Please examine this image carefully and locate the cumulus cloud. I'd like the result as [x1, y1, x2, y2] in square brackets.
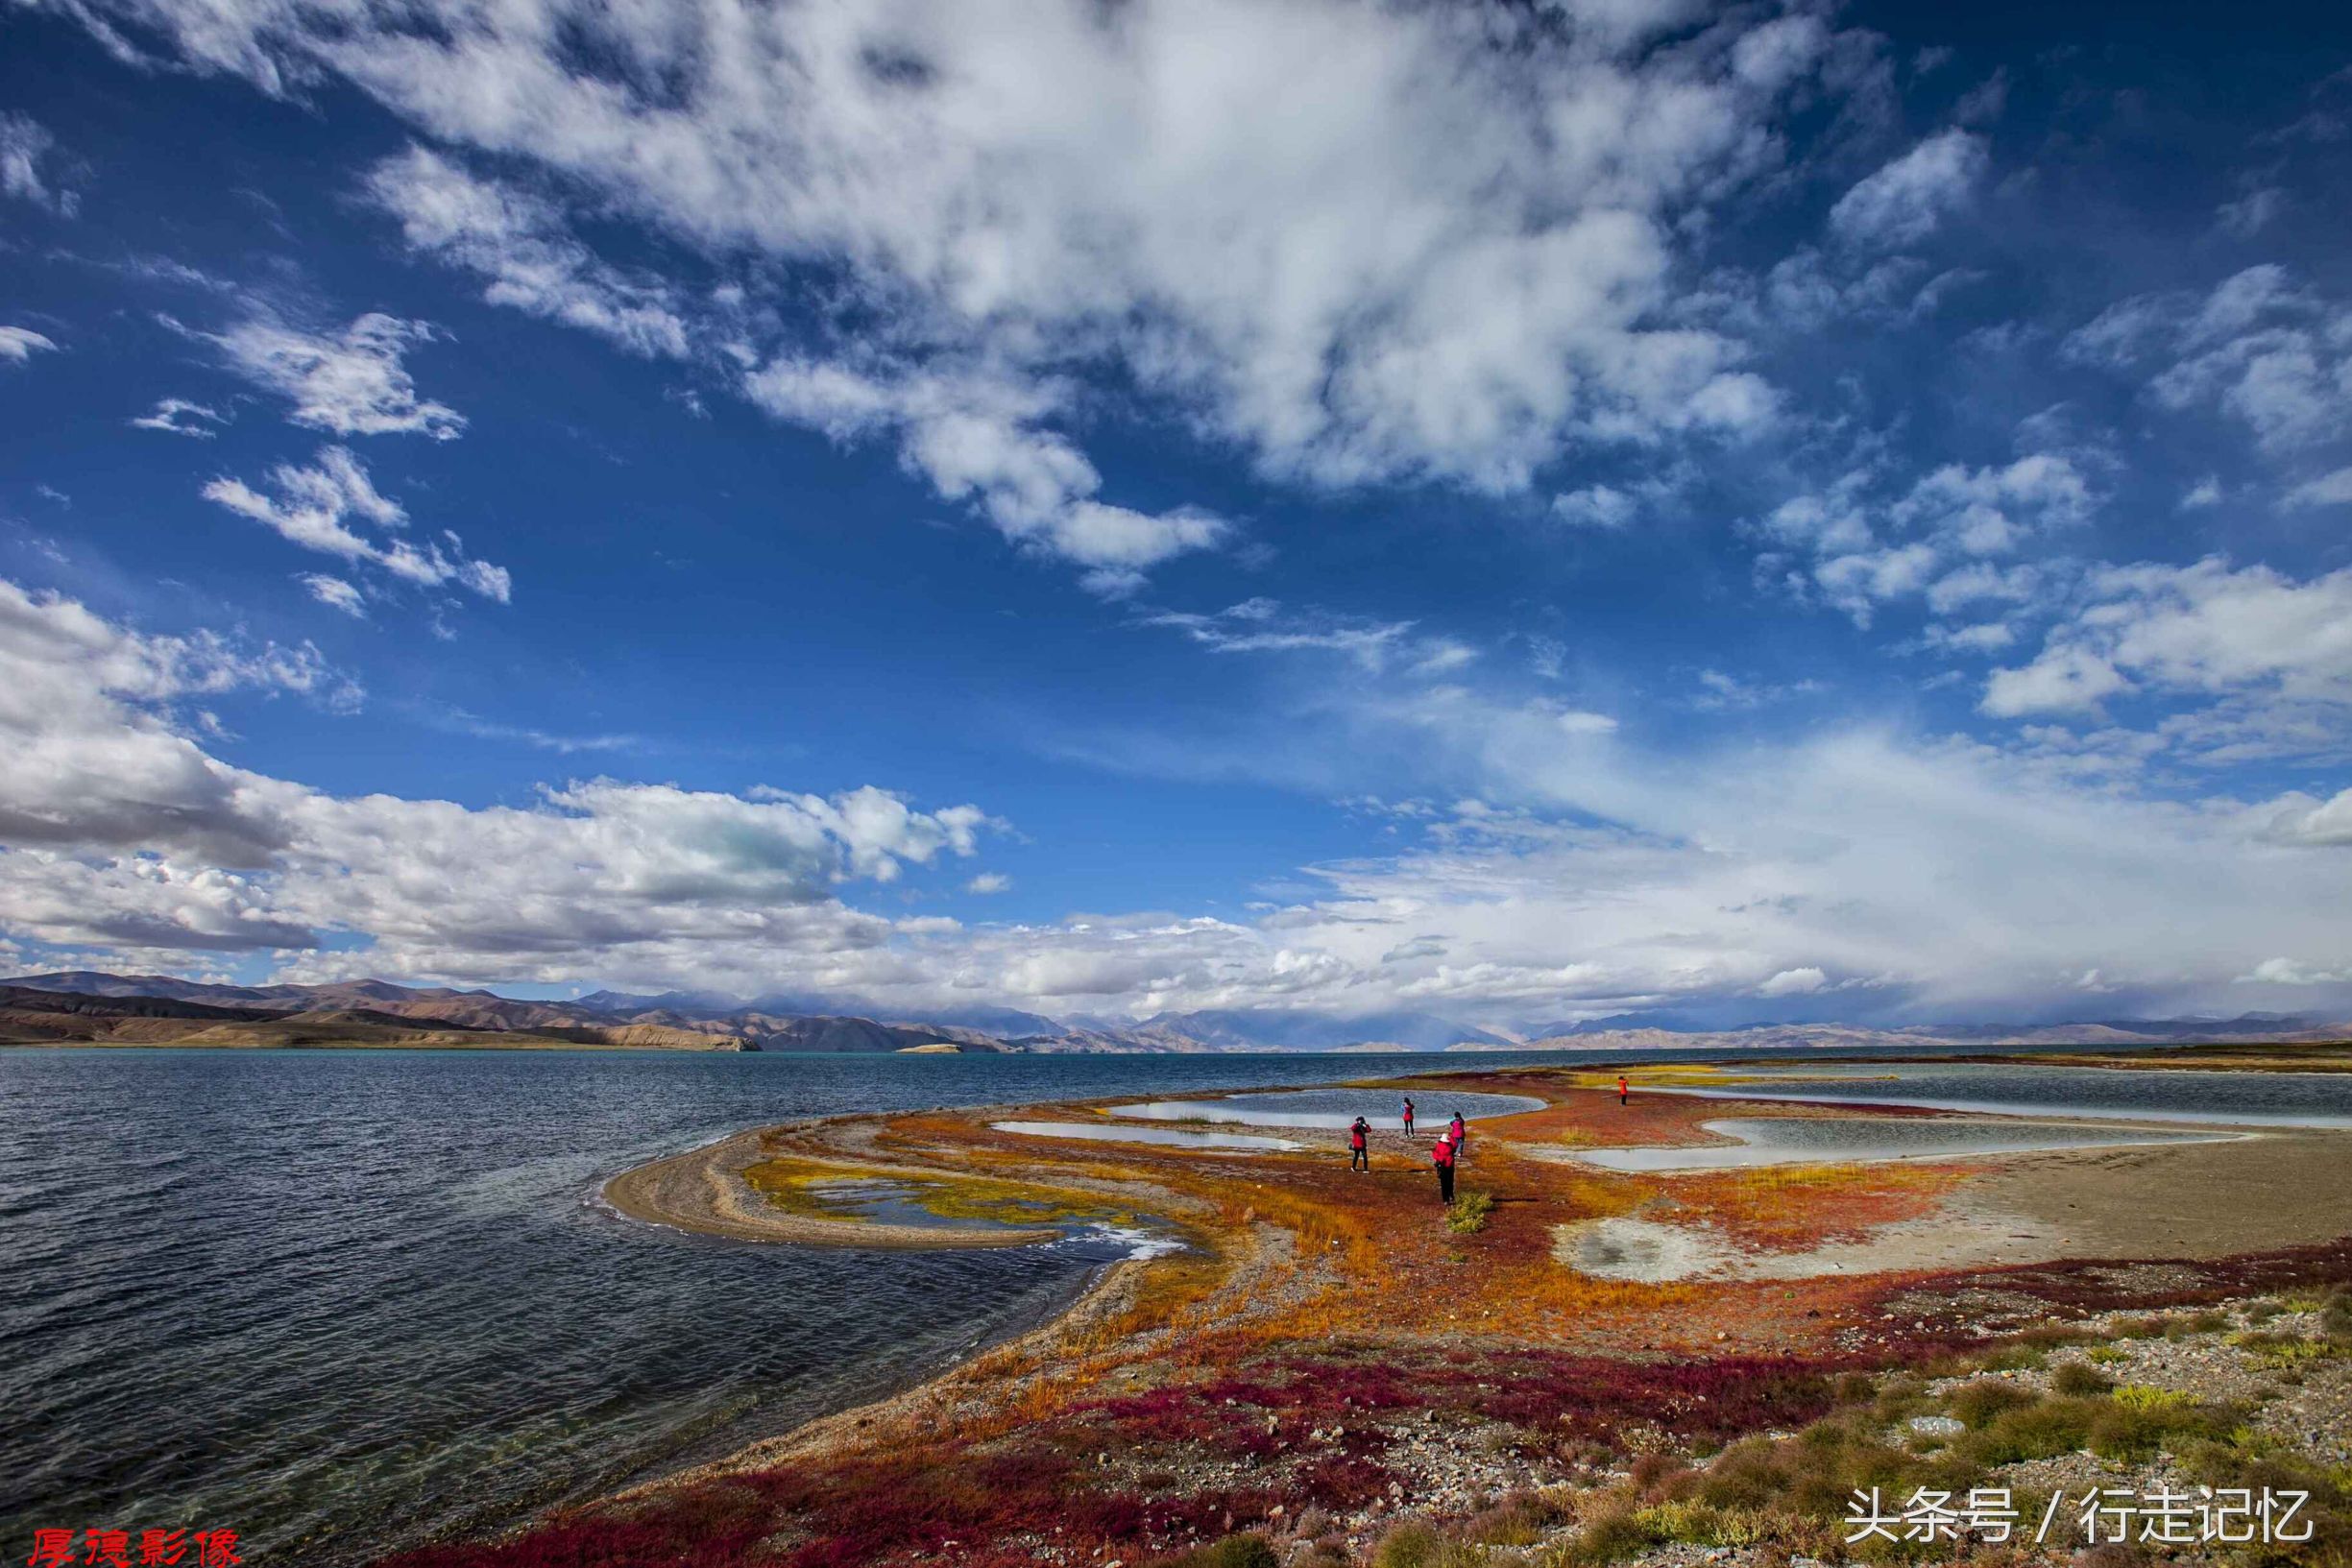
[1758, 965, 1827, 996]
[2238, 956, 2346, 986]
[1829, 128, 1986, 249]
[0, 580, 995, 983]
[964, 872, 1011, 895]
[1763, 451, 2092, 627]
[2067, 265, 2352, 455]
[0, 326, 60, 364]
[198, 312, 465, 439]
[1988, 558, 2352, 719]
[2257, 787, 2352, 847]
[204, 446, 511, 603]
[1552, 485, 1640, 529]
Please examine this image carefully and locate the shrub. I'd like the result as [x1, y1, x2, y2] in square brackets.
[1161, 1533, 1280, 1568]
[2050, 1362, 2115, 1397]
[2231, 1331, 2335, 1370]
[1446, 1192, 1496, 1235]
[1949, 1378, 2037, 1429]
[1464, 1489, 1569, 1546]
[1562, 1505, 1663, 1566]
[1370, 1522, 1443, 1568]
[1959, 1395, 2099, 1464]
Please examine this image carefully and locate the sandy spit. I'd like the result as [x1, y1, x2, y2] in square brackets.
[601, 1126, 1060, 1249]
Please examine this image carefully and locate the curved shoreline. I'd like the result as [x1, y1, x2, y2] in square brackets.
[600, 1125, 1062, 1249]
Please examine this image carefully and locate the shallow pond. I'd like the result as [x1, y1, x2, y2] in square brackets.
[1566, 1115, 2234, 1171]
[990, 1120, 1302, 1150]
[1107, 1087, 1543, 1129]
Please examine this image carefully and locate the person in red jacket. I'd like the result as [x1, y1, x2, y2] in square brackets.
[1401, 1097, 1416, 1138]
[1447, 1112, 1467, 1161]
[1347, 1115, 1370, 1171]
[1431, 1134, 1456, 1203]
[1617, 1074, 1630, 1106]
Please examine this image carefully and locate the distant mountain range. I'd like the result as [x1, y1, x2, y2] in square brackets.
[1, 971, 2345, 1054]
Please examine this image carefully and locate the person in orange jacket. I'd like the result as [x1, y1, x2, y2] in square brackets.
[1431, 1134, 1457, 1203]
[1347, 1115, 1370, 1171]
[1617, 1073, 1630, 1106]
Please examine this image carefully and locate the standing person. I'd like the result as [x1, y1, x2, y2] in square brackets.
[1448, 1112, 1467, 1162]
[1431, 1133, 1456, 1205]
[1401, 1097, 1416, 1139]
[1617, 1074, 1630, 1106]
[1348, 1116, 1370, 1172]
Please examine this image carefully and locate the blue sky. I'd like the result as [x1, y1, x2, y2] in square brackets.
[3, 0, 2350, 1030]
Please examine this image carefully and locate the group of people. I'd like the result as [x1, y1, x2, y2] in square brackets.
[1343, 1098, 1469, 1202]
[1343, 1077, 1633, 1204]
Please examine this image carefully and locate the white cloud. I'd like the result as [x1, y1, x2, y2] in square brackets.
[1552, 484, 1639, 529]
[744, 356, 1230, 592]
[2237, 956, 2345, 986]
[2257, 787, 2352, 847]
[1828, 129, 1987, 249]
[299, 574, 367, 616]
[1141, 598, 1471, 675]
[2217, 186, 2286, 239]
[1982, 558, 2352, 735]
[2285, 468, 2352, 508]
[2068, 266, 2352, 455]
[130, 398, 228, 438]
[0, 113, 78, 214]
[202, 312, 465, 439]
[964, 872, 1011, 895]
[204, 446, 511, 603]
[0, 579, 994, 982]
[1981, 646, 2129, 718]
[1758, 965, 1826, 997]
[0, 326, 60, 364]
[364, 146, 691, 359]
[1765, 452, 2092, 627]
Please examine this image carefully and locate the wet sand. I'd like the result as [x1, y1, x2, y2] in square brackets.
[601, 1127, 1061, 1249]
